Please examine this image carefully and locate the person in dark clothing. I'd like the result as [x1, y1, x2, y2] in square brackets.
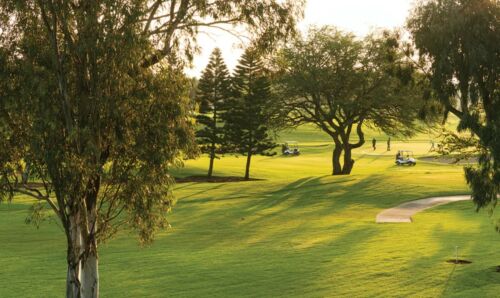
[372, 138, 376, 150]
[387, 137, 391, 151]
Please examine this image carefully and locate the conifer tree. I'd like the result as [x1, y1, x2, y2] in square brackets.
[223, 49, 277, 180]
[196, 48, 231, 177]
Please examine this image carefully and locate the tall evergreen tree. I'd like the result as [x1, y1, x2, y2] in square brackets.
[224, 49, 277, 180]
[196, 48, 231, 177]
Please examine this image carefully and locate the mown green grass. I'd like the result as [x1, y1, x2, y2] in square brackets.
[1, 121, 499, 297]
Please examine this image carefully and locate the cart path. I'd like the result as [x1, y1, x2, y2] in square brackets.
[376, 195, 471, 223]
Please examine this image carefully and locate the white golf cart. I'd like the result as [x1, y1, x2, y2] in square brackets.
[395, 150, 416, 166]
[282, 141, 300, 156]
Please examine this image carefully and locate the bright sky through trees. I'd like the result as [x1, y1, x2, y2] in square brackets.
[186, 0, 414, 77]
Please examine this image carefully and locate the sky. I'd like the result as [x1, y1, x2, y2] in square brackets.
[186, 0, 416, 78]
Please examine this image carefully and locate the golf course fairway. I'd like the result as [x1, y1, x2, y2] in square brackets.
[1, 124, 499, 297]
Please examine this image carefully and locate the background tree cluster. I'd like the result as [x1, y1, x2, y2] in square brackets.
[195, 48, 277, 180]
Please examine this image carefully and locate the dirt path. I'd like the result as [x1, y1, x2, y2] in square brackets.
[376, 195, 471, 223]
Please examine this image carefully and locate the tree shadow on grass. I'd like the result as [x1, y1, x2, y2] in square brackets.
[238, 174, 392, 218]
[169, 174, 396, 251]
[176, 183, 227, 201]
[170, 172, 471, 253]
[176, 176, 264, 183]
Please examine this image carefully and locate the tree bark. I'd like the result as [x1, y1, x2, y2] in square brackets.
[208, 105, 217, 178]
[208, 143, 215, 178]
[244, 150, 252, 180]
[332, 145, 343, 175]
[341, 145, 354, 175]
[66, 212, 99, 298]
[67, 252, 99, 298]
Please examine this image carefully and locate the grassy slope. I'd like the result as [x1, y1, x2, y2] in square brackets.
[1, 120, 499, 297]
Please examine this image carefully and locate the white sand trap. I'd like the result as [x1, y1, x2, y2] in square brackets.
[376, 195, 471, 223]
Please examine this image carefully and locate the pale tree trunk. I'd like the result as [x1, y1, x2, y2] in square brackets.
[66, 211, 99, 298]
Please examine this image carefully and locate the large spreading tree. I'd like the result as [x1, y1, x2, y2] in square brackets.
[195, 48, 231, 177]
[223, 49, 277, 180]
[407, 0, 499, 228]
[0, 1, 304, 297]
[275, 27, 432, 175]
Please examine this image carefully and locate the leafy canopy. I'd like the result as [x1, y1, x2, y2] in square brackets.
[407, 0, 499, 224]
[0, 0, 305, 242]
[274, 27, 432, 174]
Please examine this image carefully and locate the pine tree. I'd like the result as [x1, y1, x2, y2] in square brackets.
[223, 49, 277, 180]
[196, 48, 231, 177]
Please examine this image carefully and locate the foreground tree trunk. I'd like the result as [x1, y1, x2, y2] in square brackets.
[66, 202, 99, 298]
[66, 248, 99, 298]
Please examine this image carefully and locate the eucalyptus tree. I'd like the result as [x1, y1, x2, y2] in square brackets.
[407, 0, 499, 227]
[223, 49, 277, 180]
[196, 48, 231, 177]
[0, 1, 304, 297]
[275, 27, 430, 175]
